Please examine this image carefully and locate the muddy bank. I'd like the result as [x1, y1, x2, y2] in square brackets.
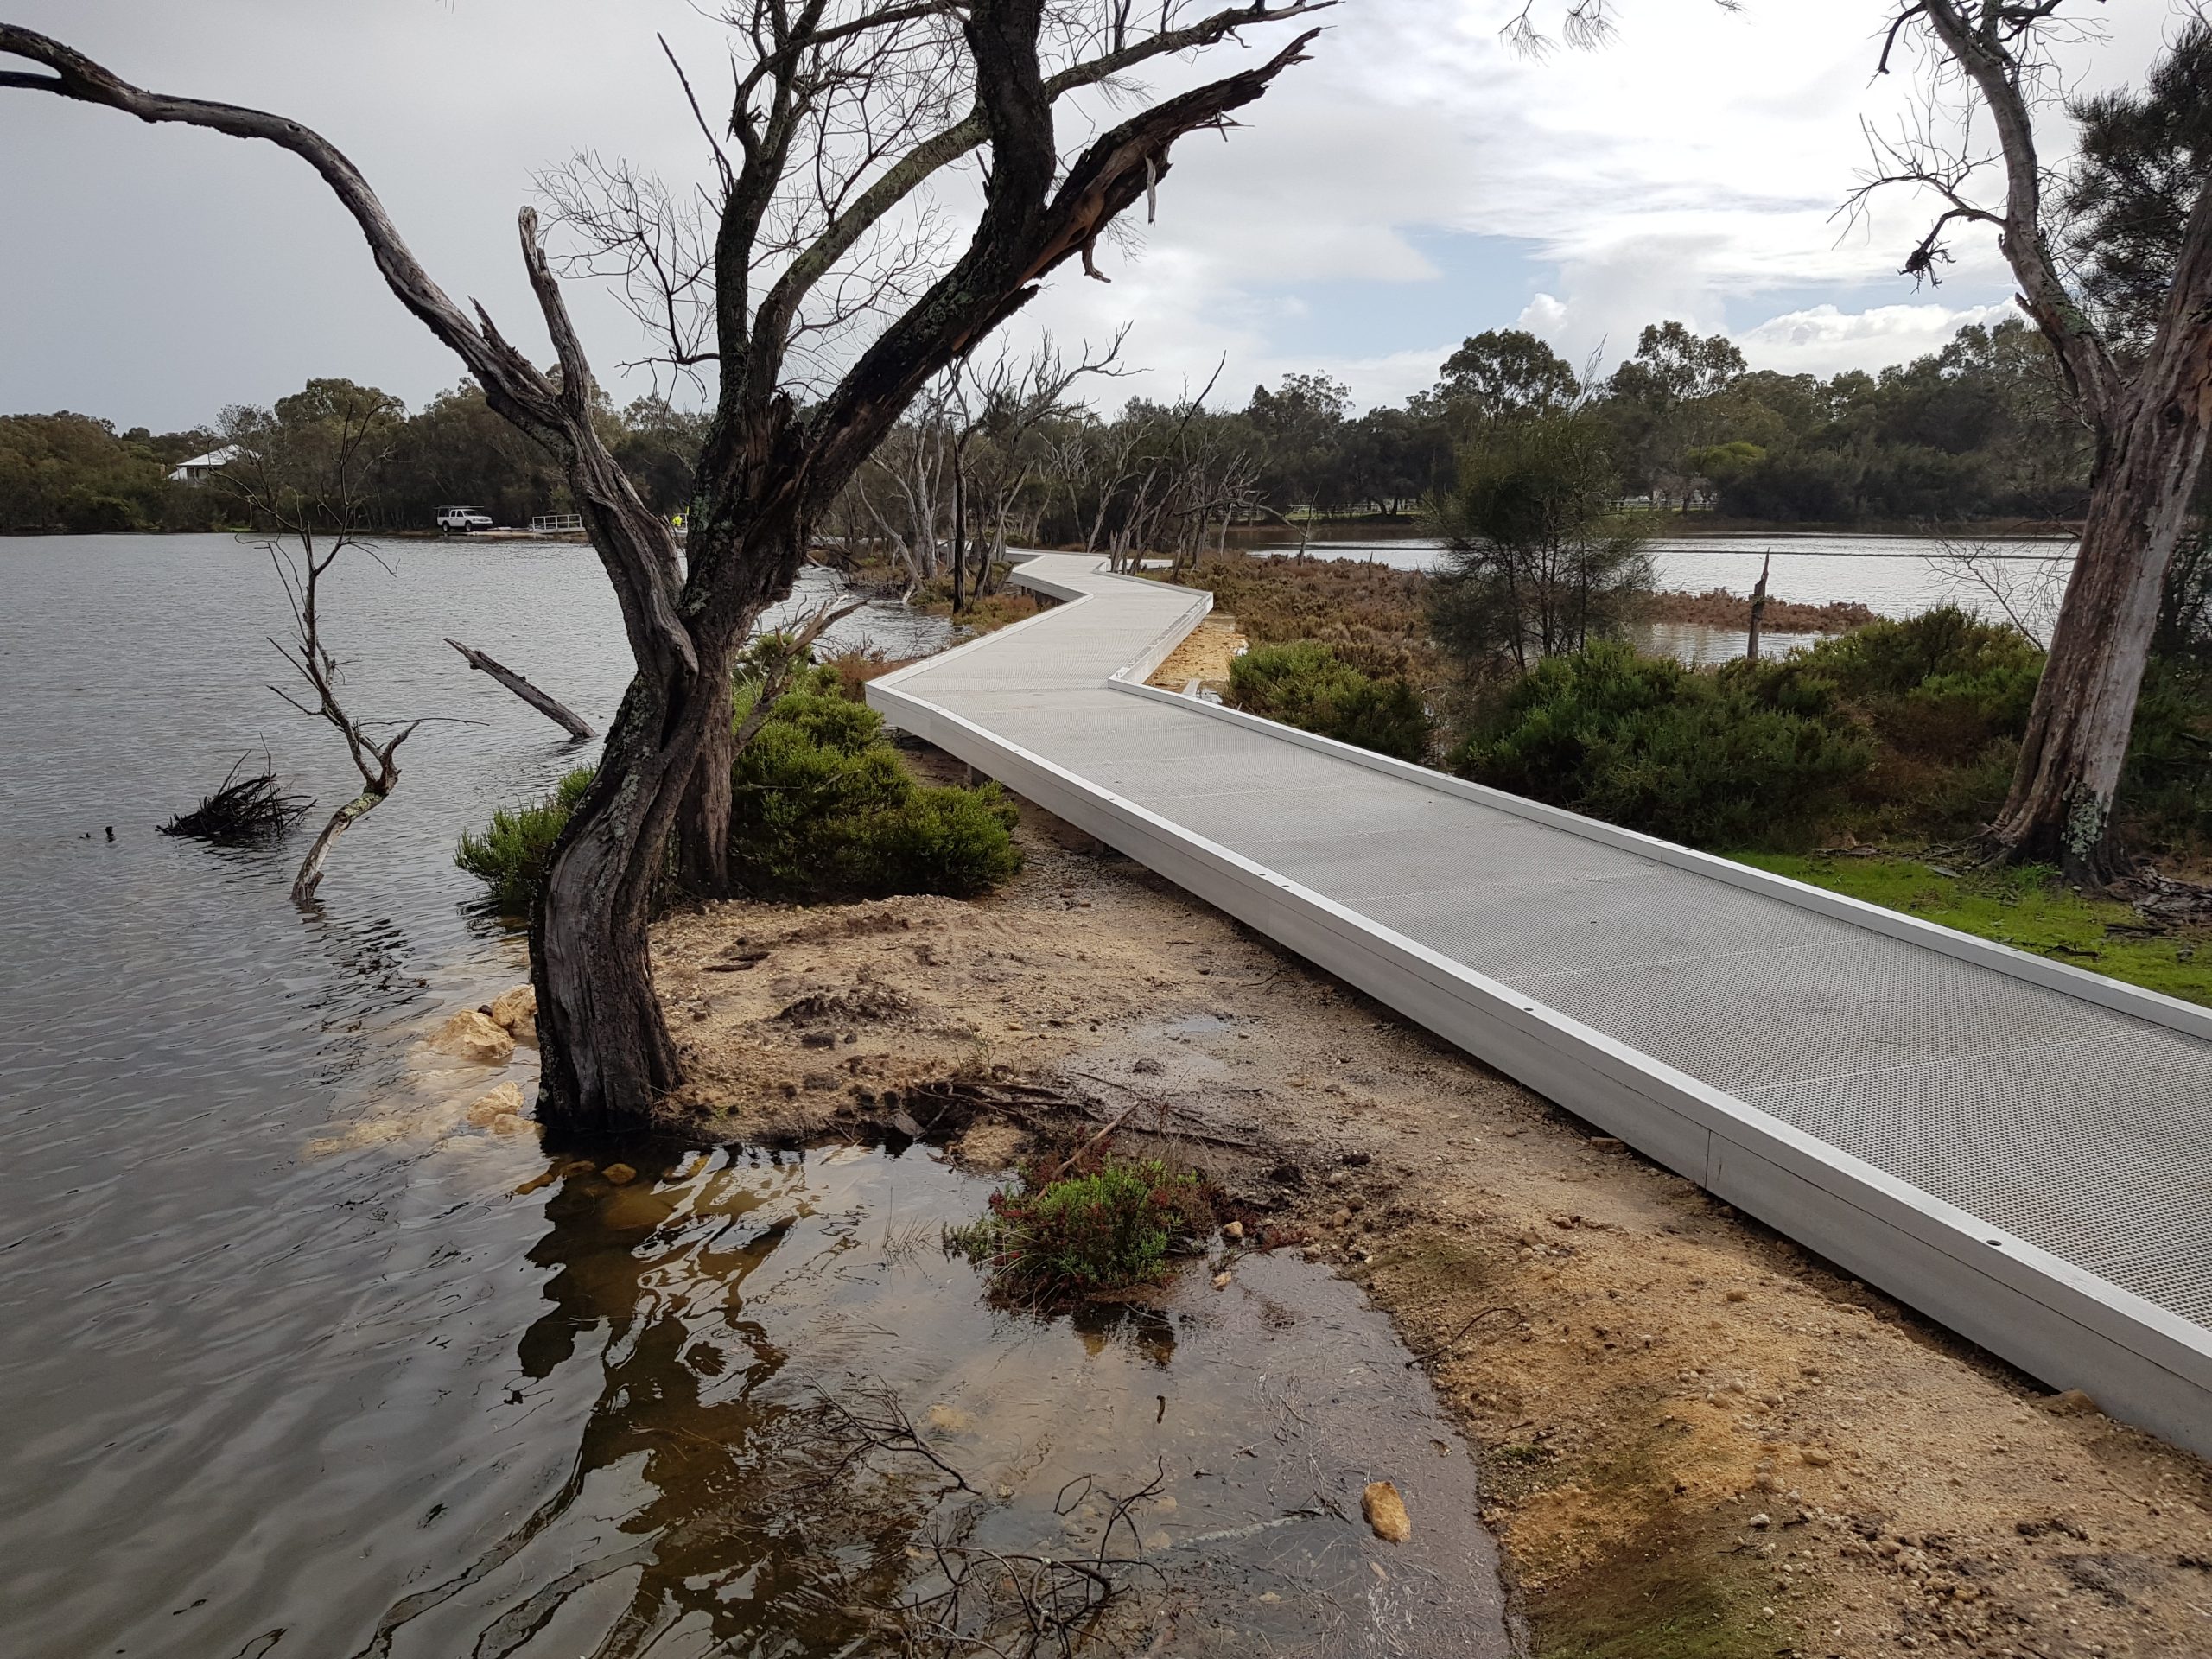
[654, 769, 2212, 1659]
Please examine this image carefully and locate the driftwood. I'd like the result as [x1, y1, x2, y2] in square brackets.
[159, 753, 313, 845]
[445, 639, 594, 739]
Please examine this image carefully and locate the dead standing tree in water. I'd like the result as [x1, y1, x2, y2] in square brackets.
[1855, 4, 2212, 882]
[217, 384, 431, 905]
[0, 4, 1328, 1130]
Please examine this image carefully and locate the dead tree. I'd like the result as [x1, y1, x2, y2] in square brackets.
[213, 385, 430, 905]
[0, 4, 1326, 1129]
[946, 332, 1127, 609]
[1855, 3, 2212, 882]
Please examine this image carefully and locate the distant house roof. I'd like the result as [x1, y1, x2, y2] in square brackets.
[168, 445, 239, 481]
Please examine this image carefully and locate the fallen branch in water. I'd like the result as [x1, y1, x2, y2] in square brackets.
[158, 752, 314, 845]
[445, 638, 594, 739]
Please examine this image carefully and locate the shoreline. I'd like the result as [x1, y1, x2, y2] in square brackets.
[613, 764, 2212, 1658]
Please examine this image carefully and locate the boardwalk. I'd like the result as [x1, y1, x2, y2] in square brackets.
[869, 554, 2212, 1456]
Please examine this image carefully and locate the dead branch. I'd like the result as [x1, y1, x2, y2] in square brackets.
[445, 639, 596, 739]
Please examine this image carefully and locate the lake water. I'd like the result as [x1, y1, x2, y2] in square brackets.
[0, 534, 1498, 1657]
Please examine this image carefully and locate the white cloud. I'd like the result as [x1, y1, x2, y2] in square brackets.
[0, 0, 2178, 424]
[1737, 300, 2020, 377]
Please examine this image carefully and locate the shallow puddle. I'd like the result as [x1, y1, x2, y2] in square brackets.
[364, 1137, 1504, 1657]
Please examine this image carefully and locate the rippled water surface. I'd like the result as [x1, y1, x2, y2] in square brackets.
[0, 535, 1499, 1656]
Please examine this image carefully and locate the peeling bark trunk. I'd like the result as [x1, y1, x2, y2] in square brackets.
[673, 671, 734, 899]
[292, 785, 386, 905]
[1984, 372, 2209, 882]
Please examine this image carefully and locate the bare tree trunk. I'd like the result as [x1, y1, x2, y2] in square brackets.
[1745, 551, 1770, 664]
[673, 669, 734, 897]
[293, 785, 386, 905]
[1985, 378, 2208, 880]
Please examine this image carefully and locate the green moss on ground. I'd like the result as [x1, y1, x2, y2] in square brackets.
[1735, 853, 2212, 1009]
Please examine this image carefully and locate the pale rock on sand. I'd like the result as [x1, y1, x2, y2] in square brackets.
[487, 984, 537, 1040]
[465, 1082, 526, 1126]
[431, 1007, 515, 1065]
[1362, 1480, 1412, 1542]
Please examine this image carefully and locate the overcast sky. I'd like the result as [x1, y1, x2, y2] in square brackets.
[0, 1, 2183, 430]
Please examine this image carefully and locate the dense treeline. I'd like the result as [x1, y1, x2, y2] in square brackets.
[3, 315, 2095, 539]
[0, 382, 704, 533]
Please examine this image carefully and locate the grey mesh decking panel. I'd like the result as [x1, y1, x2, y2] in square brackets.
[883, 557, 2212, 1341]
[1516, 936, 2145, 1094]
[1741, 1031, 2212, 1324]
[1359, 868, 1870, 982]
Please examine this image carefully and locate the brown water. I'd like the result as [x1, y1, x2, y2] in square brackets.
[0, 534, 1503, 1656]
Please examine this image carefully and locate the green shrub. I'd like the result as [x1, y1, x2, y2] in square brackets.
[1451, 643, 1872, 849]
[1785, 607, 2043, 760]
[458, 650, 1023, 910]
[1228, 639, 1433, 762]
[2121, 657, 2212, 855]
[946, 1158, 1212, 1306]
[727, 673, 1021, 899]
[454, 766, 595, 915]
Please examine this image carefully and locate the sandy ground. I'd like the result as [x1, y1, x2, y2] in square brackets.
[1145, 613, 1247, 694]
[647, 762, 2212, 1659]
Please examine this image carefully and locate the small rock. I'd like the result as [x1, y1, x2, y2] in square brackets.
[1748, 1512, 1772, 1529]
[431, 1007, 515, 1065]
[1589, 1136, 1624, 1151]
[489, 1113, 530, 1135]
[1362, 1481, 1412, 1543]
[1325, 1168, 1351, 1188]
[1726, 1288, 1751, 1303]
[1212, 1271, 1233, 1289]
[1142, 1530, 1171, 1552]
[487, 984, 537, 1039]
[1330, 1207, 1353, 1229]
[1222, 1220, 1245, 1243]
[1799, 1447, 1833, 1467]
[2037, 1388, 2098, 1415]
[465, 1082, 525, 1126]
[1132, 1057, 1163, 1075]
[602, 1162, 639, 1185]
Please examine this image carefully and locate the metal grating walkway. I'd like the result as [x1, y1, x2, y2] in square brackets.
[870, 554, 2212, 1454]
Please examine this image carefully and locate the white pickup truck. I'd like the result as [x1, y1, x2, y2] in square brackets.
[435, 505, 493, 533]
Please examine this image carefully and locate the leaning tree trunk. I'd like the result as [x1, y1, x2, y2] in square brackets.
[1985, 367, 2209, 883]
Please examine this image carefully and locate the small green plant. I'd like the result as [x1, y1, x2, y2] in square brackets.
[947, 1158, 1212, 1306]
[455, 766, 595, 915]
[1228, 639, 1433, 762]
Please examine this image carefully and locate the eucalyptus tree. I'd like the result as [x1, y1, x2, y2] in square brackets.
[0, 5, 1327, 1129]
[1859, 3, 2212, 880]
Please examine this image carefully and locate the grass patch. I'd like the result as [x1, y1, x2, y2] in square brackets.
[1737, 853, 2212, 1008]
[945, 1157, 1212, 1307]
[1529, 1517, 1774, 1659]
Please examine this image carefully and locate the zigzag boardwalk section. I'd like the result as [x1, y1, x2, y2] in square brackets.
[869, 554, 2212, 1456]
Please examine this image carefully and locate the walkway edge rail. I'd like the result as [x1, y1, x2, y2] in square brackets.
[868, 561, 2212, 1458]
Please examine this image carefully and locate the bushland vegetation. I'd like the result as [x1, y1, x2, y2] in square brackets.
[458, 656, 1019, 916]
[7, 313, 2104, 543]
